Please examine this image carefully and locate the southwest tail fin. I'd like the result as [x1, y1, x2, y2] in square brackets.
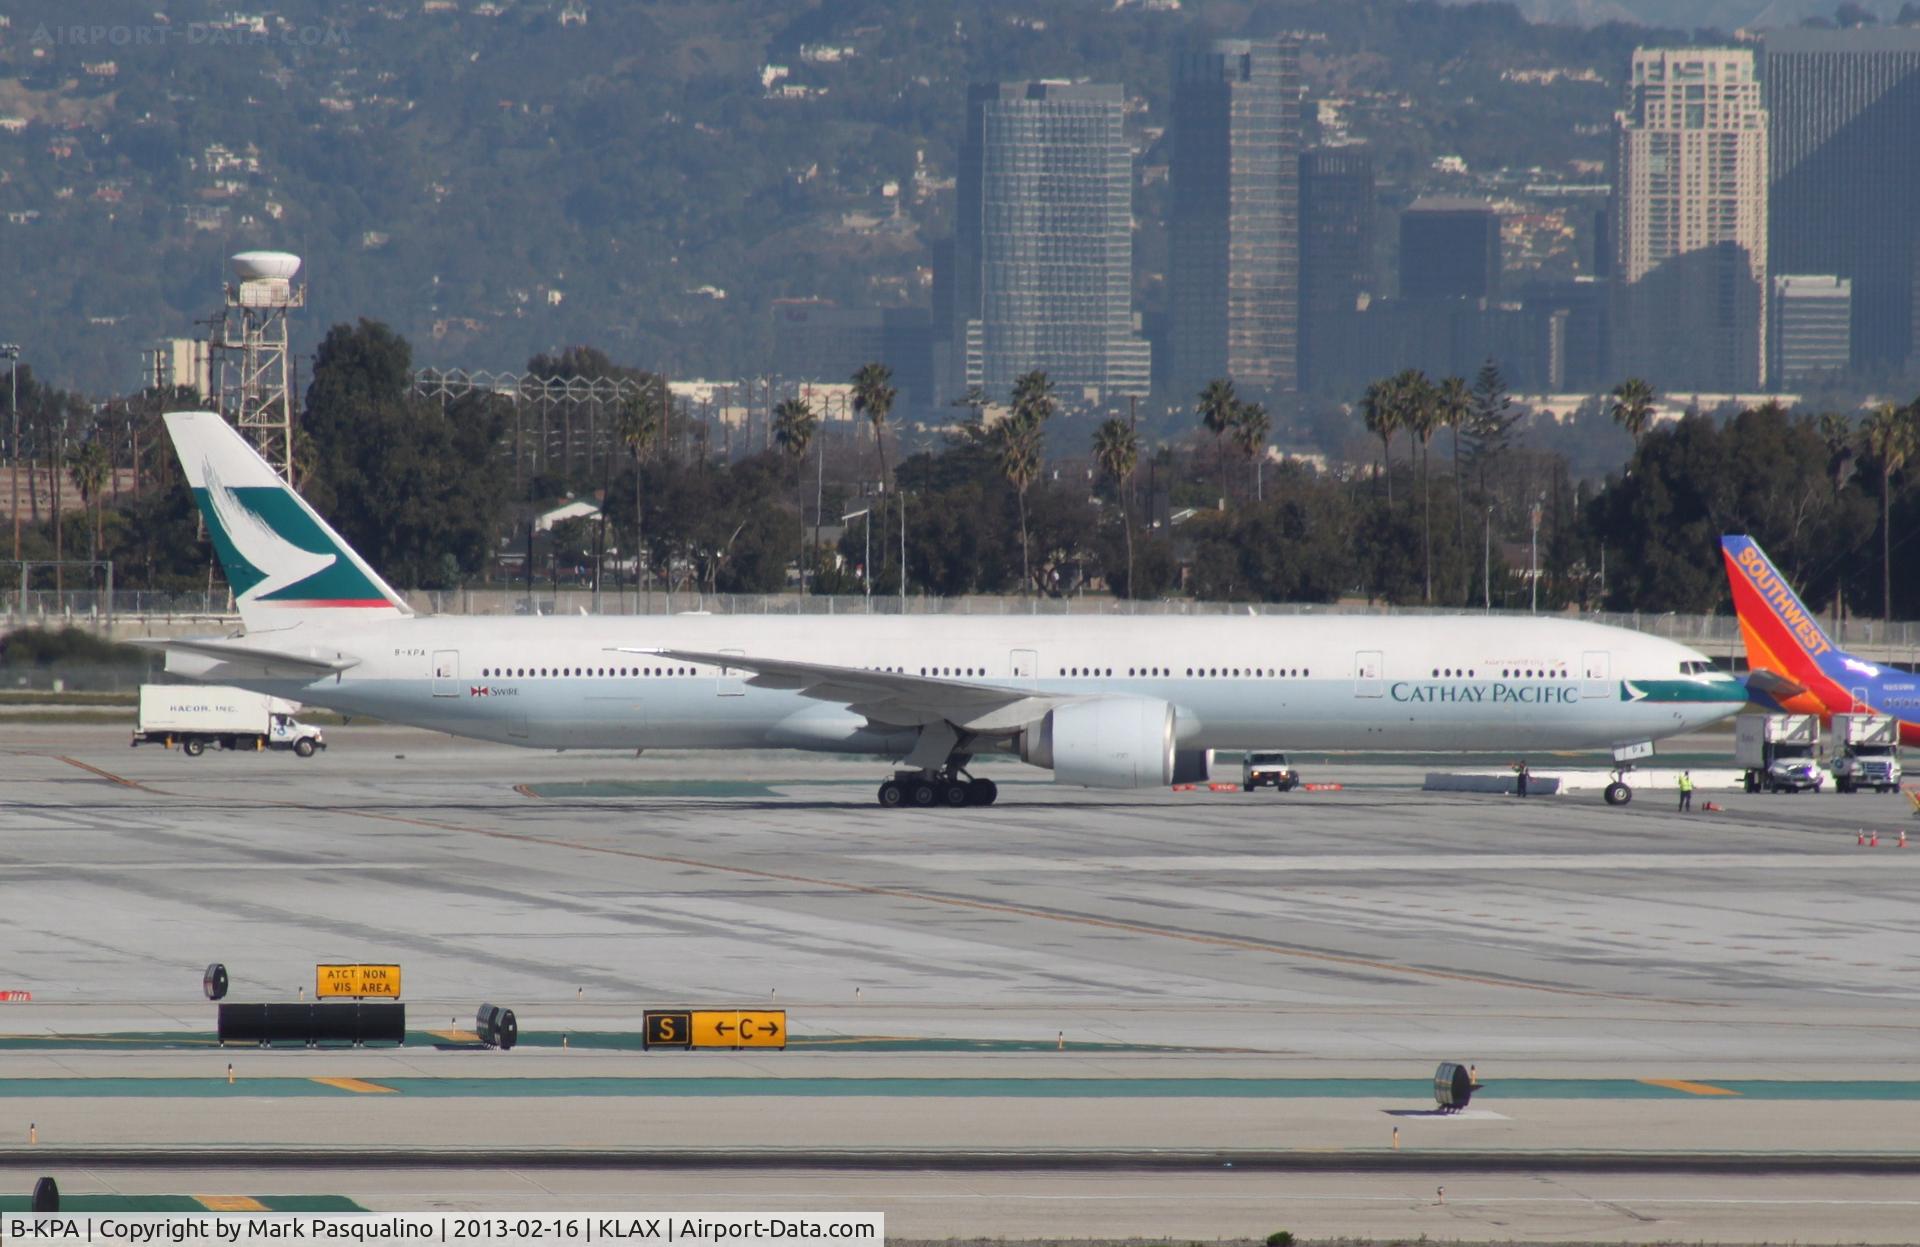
[165, 411, 412, 630]
[1719, 536, 1850, 712]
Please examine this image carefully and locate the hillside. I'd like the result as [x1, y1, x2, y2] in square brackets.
[2, 0, 1671, 396]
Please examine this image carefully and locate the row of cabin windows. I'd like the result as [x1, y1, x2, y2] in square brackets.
[480, 666, 695, 678]
[1431, 668, 1567, 678]
[1061, 667, 1312, 679]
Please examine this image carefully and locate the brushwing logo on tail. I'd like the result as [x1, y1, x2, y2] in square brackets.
[202, 461, 336, 601]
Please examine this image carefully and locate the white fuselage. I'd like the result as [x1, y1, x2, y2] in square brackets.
[170, 612, 1745, 759]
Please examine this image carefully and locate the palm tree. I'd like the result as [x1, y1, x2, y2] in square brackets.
[851, 362, 896, 579]
[1610, 377, 1657, 444]
[1436, 374, 1472, 594]
[1092, 416, 1140, 597]
[1229, 400, 1271, 503]
[998, 412, 1043, 597]
[1863, 402, 1916, 626]
[613, 383, 665, 611]
[1196, 377, 1238, 497]
[1011, 369, 1056, 425]
[69, 436, 110, 565]
[1392, 369, 1438, 601]
[1360, 378, 1400, 506]
[773, 396, 818, 593]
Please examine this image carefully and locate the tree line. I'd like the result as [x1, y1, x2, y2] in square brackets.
[8, 323, 1920, 625]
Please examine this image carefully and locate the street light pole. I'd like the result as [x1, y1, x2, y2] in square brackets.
[899, 486, 906, 615]
[1483, 505, 1492, 613]
[1529, 500, 1543, 614]
[3, 344, 19, 566]
[842, 507, 870, 613]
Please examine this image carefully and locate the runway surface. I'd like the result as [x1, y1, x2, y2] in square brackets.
[3, 723, 1919, 1241]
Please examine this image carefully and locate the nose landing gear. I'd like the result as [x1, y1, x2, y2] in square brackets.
[876, 768, 997, 809]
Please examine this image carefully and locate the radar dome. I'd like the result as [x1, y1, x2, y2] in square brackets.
[230, 251, 302, 282]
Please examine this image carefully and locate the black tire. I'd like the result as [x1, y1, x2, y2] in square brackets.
[1279, 778, 1297, 792]
[942, 782, 970, 808]
[878, 781, 905, 808]
[184, 737, 206, 758]
[294, 737, 316, 758]
[967, 778, 998, 806]
[1242, 782, 1255, 792]
[1603, 781, 1632, 806]
[910, 782, 937, 807]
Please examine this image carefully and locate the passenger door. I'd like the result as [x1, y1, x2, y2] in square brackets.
[431, 650, 460, 698]
[1582, 650, 1611, 699]
[1354, 650, 1384, 698]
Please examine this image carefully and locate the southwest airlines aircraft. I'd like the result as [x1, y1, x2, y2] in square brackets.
[149, 411, 1746, 807]
[1722, 535, 1920, 744]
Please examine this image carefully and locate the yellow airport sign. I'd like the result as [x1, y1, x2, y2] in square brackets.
[644, 1010, 692, 1049]
[316, 964, 402, 999]
[691, 1009, 785, 1049]
[644, 1009, 786, 1049]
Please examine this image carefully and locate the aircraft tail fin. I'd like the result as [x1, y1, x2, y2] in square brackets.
[164, 411, 412, 630]
[1719, 536, 1859, 710]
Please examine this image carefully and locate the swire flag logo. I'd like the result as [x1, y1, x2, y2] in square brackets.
[469, 686, 491, 697]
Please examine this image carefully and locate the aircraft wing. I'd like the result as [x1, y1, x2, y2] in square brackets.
[128, 637, 361, 679]
[613, 646, 1055, 733]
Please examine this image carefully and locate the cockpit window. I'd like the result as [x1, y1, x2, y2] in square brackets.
[1680, 660, 1715, 675]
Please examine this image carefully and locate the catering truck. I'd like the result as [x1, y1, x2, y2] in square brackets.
[1829, 713, 1903, 794]
[131, 685, 326, 758]
[1737, 713, 1823, 793]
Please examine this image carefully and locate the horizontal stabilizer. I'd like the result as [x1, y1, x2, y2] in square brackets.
[1742, 666, 1807, 701]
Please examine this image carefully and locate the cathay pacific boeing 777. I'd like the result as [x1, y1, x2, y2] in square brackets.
[147, 411, 1747, 807]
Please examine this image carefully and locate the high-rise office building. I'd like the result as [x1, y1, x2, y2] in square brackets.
[1766, 28, 1920, 373]
[1168, 38, 1300, 398]
[770, 300, 935, 407]
[1612, 47, 1768, 390]
[949, 81, 1149, 401]
[1298, 146, 1375, 392]
[1771, 275, 1852, 386]
[1399, 198, 1501, 302]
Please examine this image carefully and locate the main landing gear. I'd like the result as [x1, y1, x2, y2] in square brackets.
[876, 768, 998, 809]
[1603, 766, 1635, 806]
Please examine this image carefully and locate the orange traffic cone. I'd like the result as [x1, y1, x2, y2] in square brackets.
[1870, 830, 1880, 847]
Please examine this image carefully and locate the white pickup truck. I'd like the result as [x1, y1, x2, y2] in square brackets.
[130, 685, 326, 758]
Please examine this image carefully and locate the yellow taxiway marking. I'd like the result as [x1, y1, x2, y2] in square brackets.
[52, 755, 158, 792]
[196, 1197, 267, 1212]
[428, 1029, 480, 1043]
[310, 1077, 397, 1094]
[1641, 1078, 1741, 1096]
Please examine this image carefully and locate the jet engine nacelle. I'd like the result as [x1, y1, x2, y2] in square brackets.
[1020, 697, 1176, 788]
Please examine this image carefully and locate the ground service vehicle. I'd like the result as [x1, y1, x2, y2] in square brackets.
[131, 685, 326, 758]
[1737, 713, 1823, 793]
[1242, 752, 1300, 791]
[1830, 713, 1903, 793]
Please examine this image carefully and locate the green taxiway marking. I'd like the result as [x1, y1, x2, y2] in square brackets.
[4, 1077, 1920, 1100]
[0, 1196, 364, 1212]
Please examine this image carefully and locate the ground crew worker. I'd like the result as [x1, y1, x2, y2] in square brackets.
[1678, 770, 1694, 812]
[1515, 760, 1530, 798]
